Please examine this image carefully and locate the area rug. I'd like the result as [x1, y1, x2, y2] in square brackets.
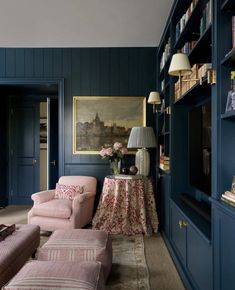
[106, 234, 150, 290]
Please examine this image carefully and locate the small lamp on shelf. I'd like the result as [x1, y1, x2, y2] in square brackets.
[168, 53, 202, 93]
[148, 91, 161, 113]
[127, 127, 156, 176]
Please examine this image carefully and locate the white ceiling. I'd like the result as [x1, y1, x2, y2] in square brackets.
[0, 0, 173, 48]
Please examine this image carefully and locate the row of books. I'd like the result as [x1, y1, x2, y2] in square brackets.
[180, 40, 197, 55]
[199, 0, 212, 37]
[175, 0, 199, 42]
[232, 16, 235, 49]
[221, 191, 235, 207]
[160, 37, 171, 72]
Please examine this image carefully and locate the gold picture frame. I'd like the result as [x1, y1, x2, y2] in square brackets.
[73, 96, 146, 154]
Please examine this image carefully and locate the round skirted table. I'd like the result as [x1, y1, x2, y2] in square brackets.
[92, 176, 159, 235]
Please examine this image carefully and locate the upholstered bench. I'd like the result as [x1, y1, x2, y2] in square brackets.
[3, 260, 105, 290]
[0, 224, 40, 288]
[37, 229, 112, 281]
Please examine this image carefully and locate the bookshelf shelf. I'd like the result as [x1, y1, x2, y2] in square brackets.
[189, 24, 212, 63]
[174, 78, 211, 105]
[221, 0, 235, 12]
[221, 110, 235, 120]
[221, 48, 235, 66]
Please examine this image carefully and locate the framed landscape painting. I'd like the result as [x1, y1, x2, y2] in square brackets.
[73, 96, 146, 154]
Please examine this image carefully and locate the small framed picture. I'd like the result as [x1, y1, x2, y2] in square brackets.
[225, 90, 235, 112]
[231, 176, 235, 194]
[40, 118, 47, 149]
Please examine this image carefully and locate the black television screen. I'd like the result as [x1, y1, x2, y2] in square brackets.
[189, 101, 211, 195]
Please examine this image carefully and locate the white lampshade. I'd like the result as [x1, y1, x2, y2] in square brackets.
[168, 53, 192, 76]
[148, 91, 161, 105]
[127, 127, 156, 149]
[127, 127, 156, 176]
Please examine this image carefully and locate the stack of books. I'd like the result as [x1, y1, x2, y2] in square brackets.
[159, 155, 170, 171]
[221, 191, 235, 207]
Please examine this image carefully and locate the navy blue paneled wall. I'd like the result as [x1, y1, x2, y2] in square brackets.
[0, 48, 157, 195]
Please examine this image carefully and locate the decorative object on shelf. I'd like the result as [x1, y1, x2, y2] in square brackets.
[225, 71, 235, 112]
[73, 96, 146, 154]
[129, 165, 138, 175]
[147, 92, 161, 113]
[121, 167, 130, 175]
[100, 142, 128, 175]
[127, 127, 156, 176]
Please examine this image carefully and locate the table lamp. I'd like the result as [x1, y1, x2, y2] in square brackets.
[127, 127, 156, 176]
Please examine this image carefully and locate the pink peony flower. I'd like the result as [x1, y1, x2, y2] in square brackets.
[105, 147, 113, 156]
[113, 142, 123, 150]
[121, 147, 128, 155]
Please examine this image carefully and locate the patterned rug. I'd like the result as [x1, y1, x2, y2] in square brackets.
[107, 235, 150, 290]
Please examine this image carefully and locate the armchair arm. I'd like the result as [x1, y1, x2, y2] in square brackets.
[31, 190, 55, 205]
[71, 191, 96, 228]
[72, 191, 96, 207]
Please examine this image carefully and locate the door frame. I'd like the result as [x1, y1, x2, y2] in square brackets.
[0, 78, 65, 203]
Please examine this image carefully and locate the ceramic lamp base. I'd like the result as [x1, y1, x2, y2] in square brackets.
[135, 148, 150, 176]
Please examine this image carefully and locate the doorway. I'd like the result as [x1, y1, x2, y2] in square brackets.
[0, 79, 64, 206]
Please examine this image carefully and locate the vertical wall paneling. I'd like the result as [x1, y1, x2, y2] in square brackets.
[53, 49, 63, 78]
[0, 47, 157, 202]
[15, 49, 25, 77]
[5, 49, 16, 78]
[25, 49, 34, 77]
[109, 48, 120, 95]
[90, 49, 100, 95]
[99, 48, 110, 96]
[34, 49, 44, 77]
[0, 49, 6, 78]
[43, 48, 53, 78]
[119, 49, 129, 95]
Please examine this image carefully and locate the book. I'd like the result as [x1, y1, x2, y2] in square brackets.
[221, 193, 235, 203]
[114, 174, 142, 180]
[232, 16, 235, 49]
[221, 196, 235, 208]
[224, 190, 235, 200]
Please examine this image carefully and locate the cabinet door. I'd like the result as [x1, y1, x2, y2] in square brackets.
[187, 225, 212, 290]
[214, 206, 235, 290]
[170, 202, 186, 263]
[160, 174, 170, 236]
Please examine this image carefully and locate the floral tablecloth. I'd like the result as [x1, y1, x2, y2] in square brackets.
[92, 176, 159, 235]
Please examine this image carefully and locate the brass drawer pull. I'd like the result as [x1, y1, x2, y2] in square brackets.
[179, 220, 188, 229]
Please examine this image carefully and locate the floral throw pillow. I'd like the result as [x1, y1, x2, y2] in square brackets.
[55, 183, 84, 200]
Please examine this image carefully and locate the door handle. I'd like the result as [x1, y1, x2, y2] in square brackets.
[32, 159, 37, 165]
[50, 160, 56, 166]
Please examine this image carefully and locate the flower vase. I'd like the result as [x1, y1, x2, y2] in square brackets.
[111, 159, 121, 175]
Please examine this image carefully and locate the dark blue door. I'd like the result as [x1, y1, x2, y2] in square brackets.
[9, 98, 40, 205]
[48, 98, 58, 189]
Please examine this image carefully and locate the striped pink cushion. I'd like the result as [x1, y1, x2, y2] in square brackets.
[3, 261, 105, 290]
[55, 183, 84, 200]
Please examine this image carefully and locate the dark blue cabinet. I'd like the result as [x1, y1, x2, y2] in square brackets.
[159, 173, 171, 237]
[213, 202, 235, 290]
[170, 201, 212, 290]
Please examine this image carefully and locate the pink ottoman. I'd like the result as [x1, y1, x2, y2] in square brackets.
[0, 224, 40, 288]
[3, 260, 105, 290]
[37, 229, 112, 281]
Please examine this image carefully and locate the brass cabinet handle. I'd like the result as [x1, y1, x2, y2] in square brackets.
[179, 220, 188, 229]
[50, 160, 56, 166]
[32, 159, 37, 164]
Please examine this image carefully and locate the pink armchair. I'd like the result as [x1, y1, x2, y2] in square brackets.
[28, 176, 97, 231]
